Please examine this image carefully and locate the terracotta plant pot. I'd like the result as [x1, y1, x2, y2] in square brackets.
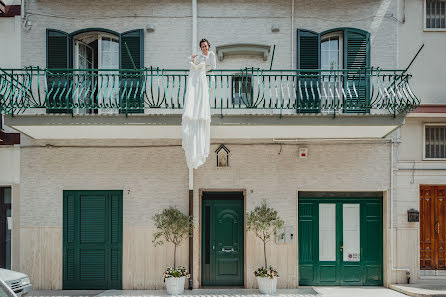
[256, 276, 278, 294]
[165, 276, 186, 295]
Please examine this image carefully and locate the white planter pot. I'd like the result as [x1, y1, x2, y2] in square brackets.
[165, 276, 186, 295]
[256, 276, 278, 294]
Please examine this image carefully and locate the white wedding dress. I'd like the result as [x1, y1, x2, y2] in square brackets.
[182, 51, 216, 169]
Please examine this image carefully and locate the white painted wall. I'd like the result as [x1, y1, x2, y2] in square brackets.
[393, 0, 446, 283]
[398, 0, 446, 104]
[0, 16, 21, 68]
[22, 0, 398, 69]
[19, 138, 392, 289]
[394, 117, 446, 283]
[0, 146, 20, 185]
[0, 10, 21, 182]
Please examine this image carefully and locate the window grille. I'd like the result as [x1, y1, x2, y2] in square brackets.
[426, 0, 446, 29]
[425, 126, 446, 158]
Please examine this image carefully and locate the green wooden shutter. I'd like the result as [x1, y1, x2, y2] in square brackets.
[46, 29, 72, 113]
[120, 29, 144, 113]
[297, 29, 320, 113]
[344, 29, 370, 113]
[362, 201, 383, 285]
[298, 201, 317, 285]
[63, 190, 123, 289]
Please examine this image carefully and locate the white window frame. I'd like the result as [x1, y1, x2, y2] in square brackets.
[320, 31, 343, 113]
[424, 0, 446, 32]
[72, 32, 120, 115]
[97, 34, 119, 115]
[423, 123, 446, 160]
[320, 31, 343, 71]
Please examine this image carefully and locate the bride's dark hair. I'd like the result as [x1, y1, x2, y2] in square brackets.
[200, 38, 210, 48]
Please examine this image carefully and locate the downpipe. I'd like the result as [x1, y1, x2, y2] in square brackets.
[390, 137, 411, 283]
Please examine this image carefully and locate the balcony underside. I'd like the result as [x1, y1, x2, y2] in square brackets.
[4, 114, 404, 139]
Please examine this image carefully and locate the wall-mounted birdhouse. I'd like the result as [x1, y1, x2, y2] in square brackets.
[215, 144, 230, 167]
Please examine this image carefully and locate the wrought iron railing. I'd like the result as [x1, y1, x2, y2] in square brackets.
[0, 67, 419, 117]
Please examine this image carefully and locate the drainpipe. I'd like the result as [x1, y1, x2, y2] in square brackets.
[291, 0, 294, 69]
[189, 0, 197, 289]
[390, 137, 411, 282]
[188, 168, 193, 289]
[192, 0, 197, 54]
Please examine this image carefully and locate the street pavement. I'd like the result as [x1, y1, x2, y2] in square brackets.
[27, 287, 409, 297]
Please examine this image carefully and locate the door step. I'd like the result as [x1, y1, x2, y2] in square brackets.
[418, 276, 446, 284]
[390, 284, 446, 297]
[420, 270, 446, 277]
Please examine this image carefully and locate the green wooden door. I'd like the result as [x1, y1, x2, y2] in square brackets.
[202, 199, 244, 286]
[299, 198, 382, 286]
[63, 190, 123, 289]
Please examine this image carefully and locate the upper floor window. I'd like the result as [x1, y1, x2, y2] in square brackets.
[296, 28, 370, 113]
[425, 0, 446, 29]
[46, 28, 144, 114]
[73, 32, 119, 70]
[321, 32, 343, 71]
[425, 125, 446, 159]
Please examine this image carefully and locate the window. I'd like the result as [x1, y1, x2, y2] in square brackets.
[321, 33, 342, 71]
[46, 28, 144, 114]
[72, 32, 119, 114]
[425, 125, 446, 159]
[296, 28, 370, 113]
[321, 32, 343, 112]
[425, 0, 446, 29]
[232, 76, 252, 106]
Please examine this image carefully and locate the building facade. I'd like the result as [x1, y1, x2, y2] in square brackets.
[0, 0, 21, 274]
[0, 0, 425, 290]
[394, 0, 446, 282]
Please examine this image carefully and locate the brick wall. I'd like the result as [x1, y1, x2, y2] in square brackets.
[22, 0, 397, 69]
[20, 139, 391, 288]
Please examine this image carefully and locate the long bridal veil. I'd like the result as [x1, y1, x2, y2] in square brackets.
[181, 61, 211, 169]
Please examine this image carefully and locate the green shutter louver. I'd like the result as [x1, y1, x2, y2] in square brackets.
[297, 29, 320, 113]
[297, 30, 320, 70]
[344, 29, 370, 113]
[47, 30, 70, 69]
[46, 29, 72, 113]
[120, 29, 144, 113]
[63, 190, 123, 289]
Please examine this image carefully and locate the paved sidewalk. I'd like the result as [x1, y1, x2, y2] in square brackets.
[96, 288, 318, 296]
[28, 291, 103, 297]
[28, 287, 407, 297]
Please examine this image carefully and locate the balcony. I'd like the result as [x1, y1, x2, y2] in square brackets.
[0, 67, 419, 139]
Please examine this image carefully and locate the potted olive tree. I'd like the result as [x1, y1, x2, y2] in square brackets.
[153, 207, 193, 295]
[247, 201, 284, 294]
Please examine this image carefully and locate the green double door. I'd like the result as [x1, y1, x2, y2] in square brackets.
[202, 197, 244, 286]
[63, 190, 123, 289]
[299, 198, 382, 286]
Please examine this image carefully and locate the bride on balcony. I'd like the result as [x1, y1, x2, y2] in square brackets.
[182, 38, 217, 169]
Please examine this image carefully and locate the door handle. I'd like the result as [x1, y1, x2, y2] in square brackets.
[222, 248, 234, 252]
[436, 222, 440, 234]
[340, 246, 344, 251]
